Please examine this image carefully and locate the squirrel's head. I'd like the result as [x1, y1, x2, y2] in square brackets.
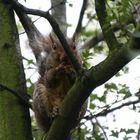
[39, 32, 82, 71]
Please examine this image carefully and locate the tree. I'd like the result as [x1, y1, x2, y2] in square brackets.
[0, 0, 140, 140]
[0, 0, 32, 139]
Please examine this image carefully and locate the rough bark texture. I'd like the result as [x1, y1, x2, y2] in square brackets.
[0, 1, 33, 140]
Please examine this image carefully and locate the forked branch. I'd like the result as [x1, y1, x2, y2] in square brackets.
[95, 0, 121, 51]
[8, 0, 82, 74]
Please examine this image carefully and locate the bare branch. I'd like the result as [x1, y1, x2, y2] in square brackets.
[85, 98, 140, 120]
[95, 117, 108, 140]
[74, 0, 88, 35]
[80, 22, 130, 49]
[80, 32, 104, 49]
[80, 20, 136, 49]
[0, 83, 32, 109]
[95, 0, 121, 51]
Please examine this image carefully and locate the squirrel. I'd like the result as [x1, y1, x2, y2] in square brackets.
[32, 32, 88, 132]
[9, 3, 87, 133]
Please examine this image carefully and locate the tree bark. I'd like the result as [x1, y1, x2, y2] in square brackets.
[50, 0, 67, 35]
[0, 1, 33, 139]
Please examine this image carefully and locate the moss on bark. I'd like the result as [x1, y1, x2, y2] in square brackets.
[0, 1, 33, 140]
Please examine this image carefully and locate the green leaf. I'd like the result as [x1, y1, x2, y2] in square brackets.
[90, 94, 98, 100]
[89, 102, 96, 109]
[27, 59, 34, 65]
[126, 129, 135, 134]
[118, 84, 131, 98]
[110, 130, 119, 138]
[120, 128, 135, 134]
[104, 83, 118, 91]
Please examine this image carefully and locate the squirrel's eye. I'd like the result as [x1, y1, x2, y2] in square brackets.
[72, 45, 76, 50]
[52, 43, 57, 50]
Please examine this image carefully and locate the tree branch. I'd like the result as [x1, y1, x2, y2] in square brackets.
[9, 0, 82, 74]
[7, 1, 140, 140]
[95, 0, 121, 51]
[81, 31, 104, 49]
[74, 0, 88, 35]
[95, 117, 108, 140]
[0, 83, 32, 109]
[85, 97, 140, 119]
[47, 22, 140, 140]
[8, 0, 43, 61]
[80, 22, 126, 49]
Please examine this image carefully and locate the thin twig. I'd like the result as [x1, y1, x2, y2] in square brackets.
[74, 0, 88, 35]
[19, 17, 42, 35]
[95, 117, 108, 140]
[95, 0, 121, 51]
[33, 16, 41, 24]
[19, 17, 41, 35]
[84, 98, 140, 120]
[22, 56, 36, 65]
[0, 83, 32, 109]
[19, 31, 26, 35]
[80, 21, 134, 49]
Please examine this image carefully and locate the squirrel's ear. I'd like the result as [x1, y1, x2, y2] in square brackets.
[49, 32, 59, 43]
[68, 33, 76, 50]
[71, 33, 76, 43]
[49, 32, 62, 49]
[49, 32, 55, 43]
[49, 32, 58, 50]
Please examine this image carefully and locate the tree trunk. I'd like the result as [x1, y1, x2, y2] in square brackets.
[0, 1, 33, 140]
[51, 0, 67, 35]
